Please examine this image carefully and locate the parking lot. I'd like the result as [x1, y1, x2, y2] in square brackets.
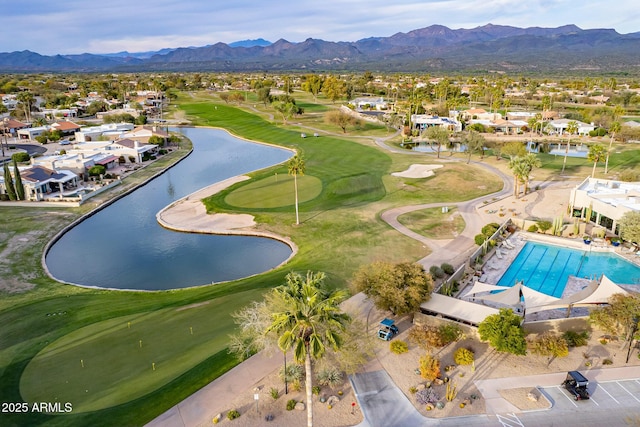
[543, 378, 640, 410]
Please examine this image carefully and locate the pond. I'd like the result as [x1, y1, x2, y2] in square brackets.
[45, 127, 293, 290]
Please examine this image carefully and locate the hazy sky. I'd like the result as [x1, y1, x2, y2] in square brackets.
[5, 0, 639, 55]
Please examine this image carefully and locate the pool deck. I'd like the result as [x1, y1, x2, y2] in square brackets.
[459, 231, 639, 321]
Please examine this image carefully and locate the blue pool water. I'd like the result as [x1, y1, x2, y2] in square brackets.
[497, 241, 640, 297]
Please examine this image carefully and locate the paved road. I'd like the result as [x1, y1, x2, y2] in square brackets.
[350, 367, 640, 427]
[350, 371, 432, 427]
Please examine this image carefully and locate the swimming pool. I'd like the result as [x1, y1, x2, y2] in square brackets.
[497, 241, 640, 297]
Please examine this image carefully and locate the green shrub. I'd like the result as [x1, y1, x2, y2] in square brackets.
[89, 165, 106, 176]
[11, 152, 30, 162]
[227, 409, 240, 420]
[280, 363, 304, 384]
[312, 385, 321, 395]
[429, 265, 445, 278]
[536, 220, 552, 233]
[527, 224, 539, 233]
[390, 340, 409, 354]
[286, 399, 297, 411]
[270, 387, 279, 400]
[603, 358, 613, 365]
[316, 367, 343, 389]
[474, 234, 487, 245]
[440, 324, 463, 344]
[481, 223, 500, 237]
[453, 347, 475, 365]
[440, 263, 454, 275]
[563, 330, 590, 347]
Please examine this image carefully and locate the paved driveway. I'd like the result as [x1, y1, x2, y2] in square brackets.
[350, 370, 434, 427]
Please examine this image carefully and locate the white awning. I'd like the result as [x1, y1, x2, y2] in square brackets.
[420, 293, 500, 326]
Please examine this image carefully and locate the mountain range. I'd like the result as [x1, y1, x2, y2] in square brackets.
[2, 24, 640, 73]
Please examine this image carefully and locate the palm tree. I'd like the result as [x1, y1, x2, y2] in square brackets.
[604, 121, 621, 174]
[288, 154, 305, 225]
[587, 144, 606, 178]
[520, 153, 542, 195]
[561, 120, 579, 174]
[508, 156, 526, 197]
[16, 91, 35, 123]
[266, 271, 350, 427]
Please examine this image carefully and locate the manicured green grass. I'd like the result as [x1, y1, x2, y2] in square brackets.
[20, 292, 258, 413]
[398, 207, 465, 239]
[1, 94, 507, 426]
[224, 174, 322, 209]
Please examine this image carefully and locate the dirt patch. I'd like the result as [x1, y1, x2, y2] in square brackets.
[498, 387, 551, 411]
[0, 277, 36, 293]
[216, 368, 363, 427]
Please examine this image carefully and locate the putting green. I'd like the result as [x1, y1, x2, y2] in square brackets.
[19, 295, 249, 413]
[224, 174, 322, 209]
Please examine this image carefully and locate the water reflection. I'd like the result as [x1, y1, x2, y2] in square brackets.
[46, 127, 293, 290]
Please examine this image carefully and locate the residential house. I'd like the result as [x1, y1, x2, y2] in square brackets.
[461, 108, 502, 121]
[17, 125, 49, 140]
[123, 125, 169, 144]
[32, 152, 118, 180]
[71, 139, 157, 164]
[489, 119, 527, 135]
[547, 119, 595, 136]
[1, 118, 29, 136]
[411, 115, 462, 132]
[51, 121, 81, 136]
[348, 97, 388, 111]
[0, 165, 79, 201]
[74, 123, 135, 142]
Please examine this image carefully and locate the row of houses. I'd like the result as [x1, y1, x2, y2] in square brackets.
[407, 108, 597, 136]
[0, 122, 169, 202]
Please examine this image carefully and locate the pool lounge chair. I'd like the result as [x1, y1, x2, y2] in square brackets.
[501, 241, 514, 250]
[495, 248, 503, 260]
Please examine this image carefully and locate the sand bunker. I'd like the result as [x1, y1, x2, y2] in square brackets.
[391, 164, 443, 178]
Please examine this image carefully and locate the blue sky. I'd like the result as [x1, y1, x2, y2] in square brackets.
[5, 0, 639, 55]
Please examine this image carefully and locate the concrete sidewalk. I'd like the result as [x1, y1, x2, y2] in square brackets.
[147, 351, 282, 427]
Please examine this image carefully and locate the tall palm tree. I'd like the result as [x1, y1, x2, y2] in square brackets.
[587, 144, 606, 178]
[287, 154, 305, 225]
[604, 121, 621, 174]
[508, 156, 526, 197]
[266, 271, 350, 427]
[520, 153, 542, 196]
[561, 120, 579, 174]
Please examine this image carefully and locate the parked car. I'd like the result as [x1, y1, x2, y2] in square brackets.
[562, 371, 590, 400]
[377, 318, 399, 341]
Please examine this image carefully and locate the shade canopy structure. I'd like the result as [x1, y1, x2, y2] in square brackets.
[474, 275, 630, 315]
[420, 293, 500, 326]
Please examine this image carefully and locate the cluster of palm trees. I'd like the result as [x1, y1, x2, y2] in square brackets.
[508, 153, 541, 198]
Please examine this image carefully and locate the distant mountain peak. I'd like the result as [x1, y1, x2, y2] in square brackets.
[0, 24, 638, 73]
[228, 38, 272, 48]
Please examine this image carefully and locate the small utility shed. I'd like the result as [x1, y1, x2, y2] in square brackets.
[420, 293, 500, 327]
